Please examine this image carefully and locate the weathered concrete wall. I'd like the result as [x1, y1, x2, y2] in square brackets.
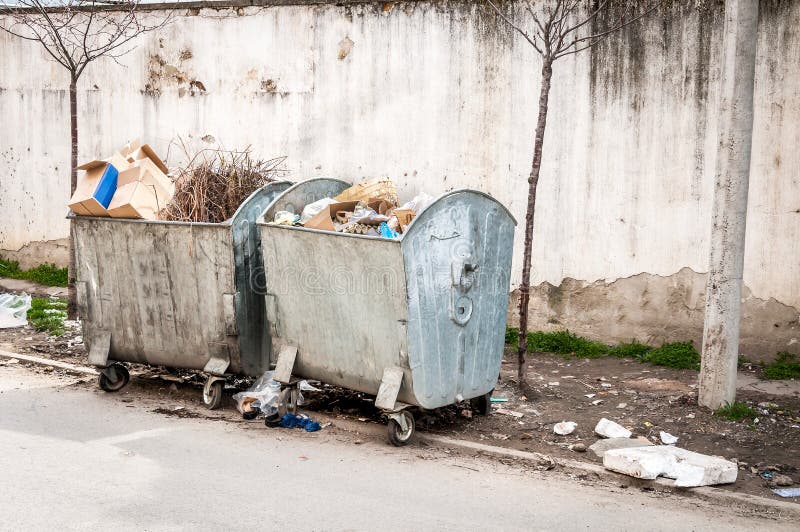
[0, 1, 798, 359]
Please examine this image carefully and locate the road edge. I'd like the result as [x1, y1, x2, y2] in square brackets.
[2, 348, 799, 518]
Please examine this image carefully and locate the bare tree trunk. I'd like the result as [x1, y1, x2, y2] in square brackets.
[517, 59, 553, 386]
[67, 77, 78, 319]
[699, 0, 759, 410]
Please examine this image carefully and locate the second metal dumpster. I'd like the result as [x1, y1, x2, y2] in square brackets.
[257, 178, 516, 444]
[72, 181, 292, 408]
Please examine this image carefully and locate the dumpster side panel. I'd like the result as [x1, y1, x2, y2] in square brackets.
[260, 226, 413, 401]
[231, 181, 292, 376]
[402, 191, 515, 409]
[73, 217, 240, 372]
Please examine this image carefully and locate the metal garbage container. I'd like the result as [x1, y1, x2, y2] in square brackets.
[256, 178, 516, 445]
[72, 181, 292, 408]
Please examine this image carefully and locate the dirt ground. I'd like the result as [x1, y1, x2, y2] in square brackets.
[1, 323, 799, 503]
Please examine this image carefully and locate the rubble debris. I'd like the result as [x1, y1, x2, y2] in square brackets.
[554, 421, 577, 435]
[770, 474, 794, 487]
[603, 446, 738, 487]
[595, 418, 632, 439]
[588, 437, 653, 460]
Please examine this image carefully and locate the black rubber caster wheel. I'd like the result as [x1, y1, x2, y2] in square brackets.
[98, 363, 130, 392]
[471, 389, 494, 416]
[387, 411, 415, 447]
[203, 380, 224, 410]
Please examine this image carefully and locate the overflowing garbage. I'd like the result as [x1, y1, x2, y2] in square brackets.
[68, 139, 173, 220]
[68, 140, 286, 222]
[161, 150, 286, 223]
[269, 177, 433, 239]
[232, 370, 323, 431]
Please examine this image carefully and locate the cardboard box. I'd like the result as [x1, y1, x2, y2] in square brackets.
[68, 152, 129, 216]
[107, 166, 172, 219]
[304, 201, 360, 232]
[118, 139, 170, 176]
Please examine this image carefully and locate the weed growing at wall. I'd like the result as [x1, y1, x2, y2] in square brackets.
[526, 330, 609, 359]
[27, 297, 67, 336]
[0, 257, 67, 287]
[505, 329, 701, 369]
[762, 352, 800, 380]
[608, 341, 651, 359]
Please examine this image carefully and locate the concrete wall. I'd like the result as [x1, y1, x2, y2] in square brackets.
[1, 1, 797, 359]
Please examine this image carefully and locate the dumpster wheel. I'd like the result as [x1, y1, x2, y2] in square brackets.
[387, 410, 415, 447]
[203, 379, 225, 410]
[98, 363, 130, 393]
[470, 389, 494, 416]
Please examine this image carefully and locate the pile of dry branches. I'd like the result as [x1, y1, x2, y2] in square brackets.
[161, 149, 287, 223]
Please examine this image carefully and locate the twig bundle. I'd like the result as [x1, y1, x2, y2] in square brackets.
[162, 148, 287, 223]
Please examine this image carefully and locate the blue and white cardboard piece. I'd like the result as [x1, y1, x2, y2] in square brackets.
[69, 152, 129, 217]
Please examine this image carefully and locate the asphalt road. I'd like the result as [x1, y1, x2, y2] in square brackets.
[0, 364, 795, 531]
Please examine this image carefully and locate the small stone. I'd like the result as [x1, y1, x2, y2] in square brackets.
[169, 383, 178, 393]
[571, 443, 587, 453]
[617, 403, 627, 409]
[354, 439, 364, 445]
[601, 383, 613, 388]
[461, 409, 473, 419]
[686, 413, 695, 419]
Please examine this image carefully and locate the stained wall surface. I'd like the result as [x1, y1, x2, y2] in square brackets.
[1, 1, 797, 358]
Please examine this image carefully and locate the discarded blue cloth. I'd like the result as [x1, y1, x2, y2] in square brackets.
[279, 413, 322, 432]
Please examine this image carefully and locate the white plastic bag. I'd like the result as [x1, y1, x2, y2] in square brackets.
[232, 371, 282, 415]
[300, 197, 337, 225]
[0, 293, 31, 329]
[398, 192, 434, 214]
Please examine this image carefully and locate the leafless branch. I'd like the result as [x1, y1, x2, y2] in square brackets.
[0, 0, 172, 80]
[485, 0, 659, 64]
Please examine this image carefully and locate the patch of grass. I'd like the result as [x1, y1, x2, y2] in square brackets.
[505, 327, 519, 347]
[27, 297, 67, 336]
[762, 352, 800, 380]
[526, 330, 609, 359]
[0, 257, 67, 287]
[608, 341, 651, 360]
[715, 401, 757, 422]
[641, 341, 700, 370]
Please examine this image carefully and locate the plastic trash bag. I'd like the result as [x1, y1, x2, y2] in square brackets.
[233, 371, 282, 416]
[398, 192, 434, 214]
[296, 380, 321, 406]
[300, 197, 337, 225]
[0, 293, 31, 329]
[379, 222, 399, 239]
[272, 211, 300, 226]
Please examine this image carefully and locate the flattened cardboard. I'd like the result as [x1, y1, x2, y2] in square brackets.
[304, 201, 360, 232]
